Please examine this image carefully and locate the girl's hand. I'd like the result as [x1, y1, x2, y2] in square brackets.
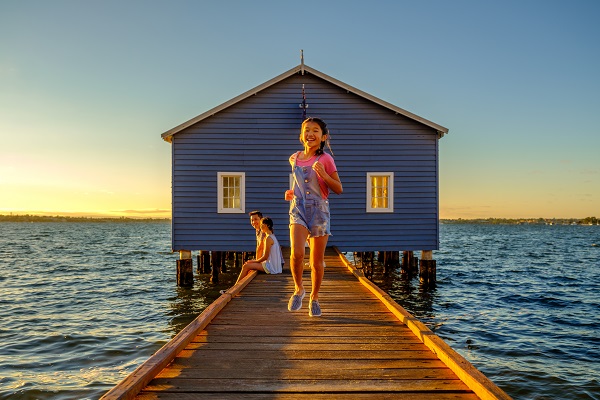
[284, 189, 294, 201]
[312, 161, 327, 178]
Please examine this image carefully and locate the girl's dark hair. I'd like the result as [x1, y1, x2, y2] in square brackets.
[301, 117, 329, 156]
[260, 217, 274, 233]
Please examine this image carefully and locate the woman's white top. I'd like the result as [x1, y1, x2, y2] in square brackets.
[262, 233, 283, 274]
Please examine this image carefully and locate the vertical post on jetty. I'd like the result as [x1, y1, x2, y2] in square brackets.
[412, 252, 419, 275]
[419, 250, 436, 288]
[210, 251, 220, 284]
[401, 251, 412, 277]
[221, 252, 227, 273]
[380, 251, 397, 276]
[388, 251, 400, 273]
[177, 250, 194, 287]
[199, 250, 211, 274]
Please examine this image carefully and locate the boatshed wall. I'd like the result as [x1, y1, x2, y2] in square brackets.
[168, 70, 442, 252]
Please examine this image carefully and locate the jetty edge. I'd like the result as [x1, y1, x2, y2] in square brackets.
[101, 247, 511, 400]
[99, 270, 258, 400]
[333, 247, 511, 400]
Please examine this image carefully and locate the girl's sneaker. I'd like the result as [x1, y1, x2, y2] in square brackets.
[309, 300, 322, 317]
[288, 290, 306, 311]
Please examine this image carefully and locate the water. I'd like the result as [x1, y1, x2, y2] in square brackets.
[0, 222, 598, 399]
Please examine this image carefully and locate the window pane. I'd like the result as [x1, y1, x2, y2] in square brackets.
[221, 174, 242, 210]
[370, 175, 389, 209]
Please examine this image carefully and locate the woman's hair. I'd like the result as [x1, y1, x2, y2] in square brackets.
[301, 117, 329, 156]
[260, 217, 274, 233]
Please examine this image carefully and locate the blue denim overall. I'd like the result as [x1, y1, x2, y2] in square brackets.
[289, 153, 331, 237]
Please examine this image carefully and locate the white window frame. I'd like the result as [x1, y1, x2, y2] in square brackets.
[366, 172, 394, 213]
[217, 172, 245, 213]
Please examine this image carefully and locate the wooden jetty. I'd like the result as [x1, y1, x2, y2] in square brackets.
[102, 248, 511, 400]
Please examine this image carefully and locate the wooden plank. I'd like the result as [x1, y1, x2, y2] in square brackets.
[137, 393, 480, 400]
[176, 349, 440, 360]
[142, 378, 471, 393]
[191, 334, 423, 344]
[156, 367, 462, 380]
[184, 342, 428, 351]
[159, 358, 449, 372]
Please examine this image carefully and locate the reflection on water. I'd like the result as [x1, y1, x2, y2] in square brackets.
[166, 259, 240, 336]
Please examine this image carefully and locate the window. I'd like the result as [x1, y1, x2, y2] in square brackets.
[367, 172, 394, 212]
[217, 172, 245, 213]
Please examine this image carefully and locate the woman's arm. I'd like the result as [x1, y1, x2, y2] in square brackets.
[256, 237, 264, 258]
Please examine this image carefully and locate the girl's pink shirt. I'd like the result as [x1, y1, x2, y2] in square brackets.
[290, 152, 337, 199]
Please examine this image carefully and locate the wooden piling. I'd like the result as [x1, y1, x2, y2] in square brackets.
[381, 251, 400, 275]
[402, 251, 412, 277]
[420, 250, 436, 288]
[210, 251, 220, 284]
[412, 253, 420, 275]
[176, 250, 194, 287]
[220, 251, 227, 273]
[199, 250, 211, 274]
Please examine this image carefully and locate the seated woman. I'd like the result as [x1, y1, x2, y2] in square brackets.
[231, 217, 283, 288]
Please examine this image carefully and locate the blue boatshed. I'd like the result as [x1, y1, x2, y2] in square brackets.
[162, 63, 448, 253]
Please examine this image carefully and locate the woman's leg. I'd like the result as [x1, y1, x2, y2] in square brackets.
[309, 235, 329, 301]
[290, 224, 310, 295]
[234, 262, 265, 285]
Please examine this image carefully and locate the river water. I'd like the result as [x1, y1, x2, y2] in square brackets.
[0, 222, 598, 399]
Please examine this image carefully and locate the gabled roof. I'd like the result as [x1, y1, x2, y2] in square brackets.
[161, 64, 449, 142]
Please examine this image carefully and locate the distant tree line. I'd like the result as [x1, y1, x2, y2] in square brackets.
[0, 214, 170, 223]
[441, 217, 598, 225]
[2, 214, 597, 225]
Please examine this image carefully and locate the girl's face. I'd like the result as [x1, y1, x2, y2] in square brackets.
[301, 121, 326, 150]
[260, 222, 271, 234]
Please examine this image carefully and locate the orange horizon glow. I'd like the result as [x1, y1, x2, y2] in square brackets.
[0, 208, 595, 221]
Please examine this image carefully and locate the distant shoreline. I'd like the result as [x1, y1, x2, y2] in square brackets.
[0, 214, 597, 225]
[441, 217, 598, 225]
[0, 214, 170, 223]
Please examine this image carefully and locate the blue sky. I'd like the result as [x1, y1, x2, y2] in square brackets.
[1, 0, 598, 218]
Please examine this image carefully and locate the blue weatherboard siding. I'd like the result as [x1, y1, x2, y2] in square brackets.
[170, 72, 440, 252]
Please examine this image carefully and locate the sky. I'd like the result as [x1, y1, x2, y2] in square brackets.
[1, 0, 598, 219]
